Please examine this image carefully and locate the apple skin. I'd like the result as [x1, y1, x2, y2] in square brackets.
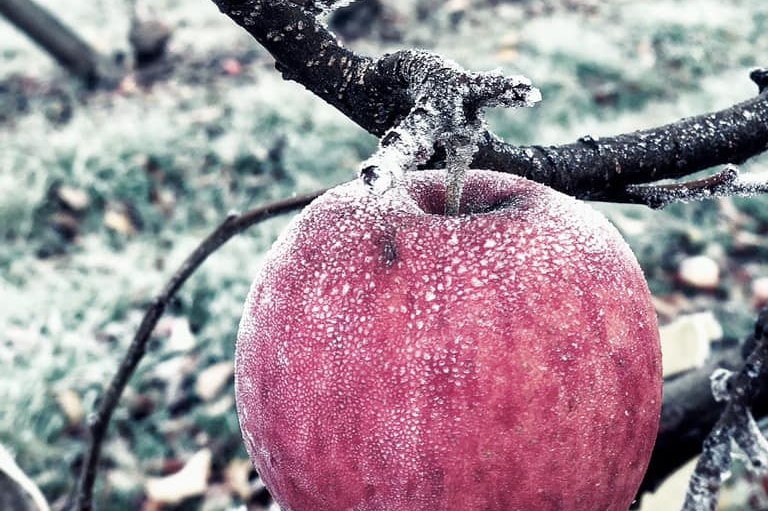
[236, 169, 662, 511]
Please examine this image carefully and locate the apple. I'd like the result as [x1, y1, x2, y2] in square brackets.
[236, 169, 662, 511]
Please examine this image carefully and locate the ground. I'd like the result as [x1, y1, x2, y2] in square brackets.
[1, 0, 768, 510]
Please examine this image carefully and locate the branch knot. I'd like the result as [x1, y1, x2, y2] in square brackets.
[359, 50, 540, 212]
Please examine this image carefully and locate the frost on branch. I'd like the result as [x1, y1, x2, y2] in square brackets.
[295, 0, 359, 16]
[625, 165, 768, 209]
[358, 50, 540, 214]
[681, 308, 768, 511]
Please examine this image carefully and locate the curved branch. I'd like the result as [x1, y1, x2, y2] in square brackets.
[640, 346, 742, 498]
[66, 190, 322, 511]
[621, 165, 768, 208]
[209, 0, 408, 135]
[677, 309, 768, 510]
[211, 0, 768, 200]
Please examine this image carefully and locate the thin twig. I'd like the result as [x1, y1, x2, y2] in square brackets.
[66, 190, 321, 511]
[680, 308, 768, 511]
[622, 165, 768, 208]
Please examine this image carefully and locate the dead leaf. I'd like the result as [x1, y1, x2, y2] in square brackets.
[195, 362, 234, 402]
[57, 185, 90, 211]
[104, 208, 137, 236]
[225, 458, 255, 500]
[678, 255, 720, 290]
[753, 276, 768, 310]
[168, 317, 196, 352]
[56, 389, 84, 426]
[660, 312, 721, 377]
[145, 448, 212, 504]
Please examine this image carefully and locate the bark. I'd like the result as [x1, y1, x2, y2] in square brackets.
[476, 93, 768, 201]
[211, 0, 768, 200]
[0, 0, 119, 87]
[638, 347, 749, 499]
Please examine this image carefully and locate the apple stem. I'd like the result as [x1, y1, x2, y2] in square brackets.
[445, 165, 466, 216]
[444, 134, 477, 216]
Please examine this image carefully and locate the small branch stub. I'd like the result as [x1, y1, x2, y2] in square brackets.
[624, 165, 768, 208]
[751, 67, 768, 93]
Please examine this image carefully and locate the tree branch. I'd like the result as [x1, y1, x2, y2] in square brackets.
[209, 0, 405, 135]
[65, 190, 322, 511]
[210, 0, 768, 200]
[0, 0, 120, 87]
[679, 309, 768, 510]
[637, 312, 768, 504]
[477, 88, 768, 200]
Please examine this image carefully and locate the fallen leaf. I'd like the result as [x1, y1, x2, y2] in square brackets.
[225, 458, 255, 501]
[56, 389, 84, 426]
[57, 185, 90, 211]
[222, 58, 242, 76]
[752, 276, 768, 310]
[145, 448, 212, 504]
[104, 209, 137, 236]
[195, 361, 234, 402]
[660, 312, 721, 377]
[168, 317, 196, 352]
[678, 255, 720, 290]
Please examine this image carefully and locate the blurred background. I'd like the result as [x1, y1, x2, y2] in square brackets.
[1, 0, 768, 509]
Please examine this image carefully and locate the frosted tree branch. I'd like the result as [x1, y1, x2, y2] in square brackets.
[358, 50, 540, 213]
[621, 165, 768, 208]
[680, 308, 768, 511]
[208, 0, 768, 201]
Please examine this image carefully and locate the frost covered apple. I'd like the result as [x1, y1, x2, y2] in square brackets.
[236, 169, 662, 511]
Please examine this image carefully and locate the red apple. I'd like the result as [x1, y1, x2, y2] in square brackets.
[236, 169, 662, 511]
